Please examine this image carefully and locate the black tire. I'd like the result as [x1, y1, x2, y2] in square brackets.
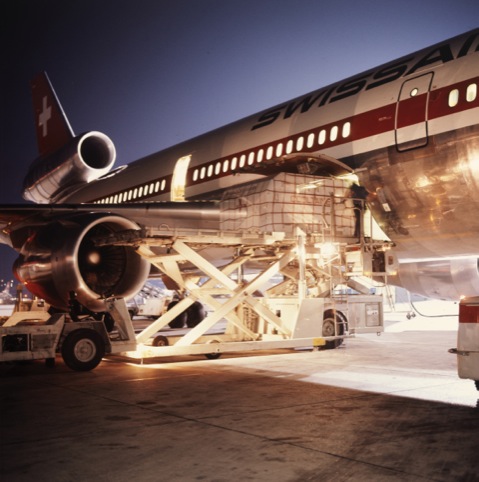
[61, 329, 105, 371]
[152, 335, 169, 347]
[205, 340, 221, 359]
[167, 301, 187, 328]
[186, 301, 206, 328]
[205, 352, 221, 360]
[474, 380, 479, 391]
[321, 311, 346, 350]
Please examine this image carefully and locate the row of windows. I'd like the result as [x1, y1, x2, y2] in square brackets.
[96, 178, 167, 204]
[95, 81, 477, 204]
[448, 83, 477, 107]
[95, 120, 352, 203]
[191, 122, 352, 182]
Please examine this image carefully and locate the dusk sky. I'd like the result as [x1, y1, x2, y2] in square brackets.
[1, 0, 478, 283]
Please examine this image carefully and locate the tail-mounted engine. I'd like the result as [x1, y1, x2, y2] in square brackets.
[13, 214, 149, 311]
[23, 131, 116, 203]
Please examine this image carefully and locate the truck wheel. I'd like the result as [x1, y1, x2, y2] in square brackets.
[205, 340, 221, 359]
[167, 301, 187, 328]
[321, 312, 345, 350]
[61, 329, 105, 371]
[152, 335, 169, 347]
[475, 380, 479, 391]
[186, 301, 206, 328]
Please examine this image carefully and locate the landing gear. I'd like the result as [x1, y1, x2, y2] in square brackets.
[167, 300, 206, 328]
[167, 300, 188, 328]
[186, 301, 206, 328]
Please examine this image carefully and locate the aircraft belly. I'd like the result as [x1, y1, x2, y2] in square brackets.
[356, 124, 479, 258]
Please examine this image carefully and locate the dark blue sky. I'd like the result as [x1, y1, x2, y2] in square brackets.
[1, 0, 478, 283]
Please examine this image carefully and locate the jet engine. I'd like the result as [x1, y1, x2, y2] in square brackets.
[392, 257, 479, 300]
[23, 131, 116, 203]
[13, 214, 150, 311]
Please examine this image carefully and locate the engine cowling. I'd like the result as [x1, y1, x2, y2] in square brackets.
[23, 131, 116, 203]
[391, 257, 479, 300]
[14, 214, 149, 311]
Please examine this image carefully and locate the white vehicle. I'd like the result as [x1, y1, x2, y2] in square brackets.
[127, 296, 166, 319]
[125, 281, 169, 319]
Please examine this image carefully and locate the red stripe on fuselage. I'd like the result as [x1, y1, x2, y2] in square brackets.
[91, 75, 479, 203]
[185, 76, 479, 186]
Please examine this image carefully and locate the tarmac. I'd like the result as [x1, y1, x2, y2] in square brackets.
[1, 301, 479, 482]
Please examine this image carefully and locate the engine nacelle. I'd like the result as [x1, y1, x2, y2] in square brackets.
[391, 257, 479, 300]
[23, 131, 116, 203]
[14, 214, 149, 311]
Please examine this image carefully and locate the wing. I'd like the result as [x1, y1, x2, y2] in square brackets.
[0, 202, 221, 248]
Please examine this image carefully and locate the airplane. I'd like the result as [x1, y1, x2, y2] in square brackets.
[0, 29, 478, 365]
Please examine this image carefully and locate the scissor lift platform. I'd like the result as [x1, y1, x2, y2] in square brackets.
[102, 227, 384, 361]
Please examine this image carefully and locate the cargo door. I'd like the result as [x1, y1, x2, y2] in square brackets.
[171, 155, 191, 201]
[395, 73, 433, 151]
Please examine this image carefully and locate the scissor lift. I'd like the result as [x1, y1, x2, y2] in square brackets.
[107, 232, 385, 361]
[112, 173, 388, 360]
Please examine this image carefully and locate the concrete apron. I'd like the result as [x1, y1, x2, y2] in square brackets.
[1, 311, 479, 482]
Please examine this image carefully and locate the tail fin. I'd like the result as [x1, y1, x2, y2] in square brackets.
[31, 72, 74, 157]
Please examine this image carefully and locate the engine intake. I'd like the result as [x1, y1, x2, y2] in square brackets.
[23, 131, 116, 203]
[14, 214, 149, 311]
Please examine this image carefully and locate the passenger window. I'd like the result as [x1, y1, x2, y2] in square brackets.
[296, 136, 304, 151]
[467, 84, 477, 102]
[448, 89, 459, 107]
[318, 130, 326, 145]
[286, 140, 294, 154]
[330, 126, 338, 142]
